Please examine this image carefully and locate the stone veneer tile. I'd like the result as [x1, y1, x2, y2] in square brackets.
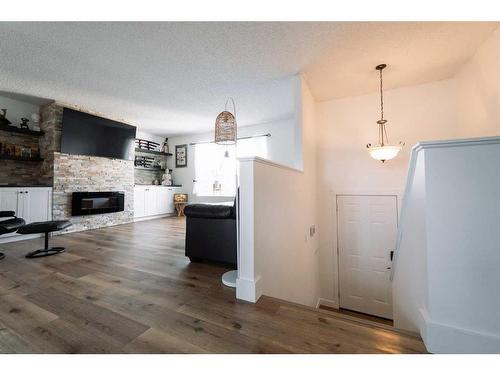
[2, 102, 137, 233]
[53, 152, 134, 233]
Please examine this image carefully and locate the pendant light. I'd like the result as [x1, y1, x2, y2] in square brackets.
[366, 64, 404, 162]
[215, 98, 237, 145]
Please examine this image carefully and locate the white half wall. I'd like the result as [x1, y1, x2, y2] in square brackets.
[393, 137, 500, 353]
[237, 76, 321, 306]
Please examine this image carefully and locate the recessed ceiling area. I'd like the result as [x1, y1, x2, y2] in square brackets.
[0, 22, 497, 136]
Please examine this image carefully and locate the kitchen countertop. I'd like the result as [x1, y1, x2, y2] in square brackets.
[134, 184, 182, 187]
[0, 184, 53, 188]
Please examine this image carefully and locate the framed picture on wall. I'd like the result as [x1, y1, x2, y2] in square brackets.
[175, 144, 188, 168]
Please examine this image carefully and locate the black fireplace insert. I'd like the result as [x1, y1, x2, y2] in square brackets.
[71, 191, 125, 216]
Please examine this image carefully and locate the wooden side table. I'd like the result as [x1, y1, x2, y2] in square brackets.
[174, 202, 187, 217]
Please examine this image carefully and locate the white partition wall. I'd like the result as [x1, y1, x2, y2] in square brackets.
[236, 76, 321, 306]
[393, 136, 500, 353]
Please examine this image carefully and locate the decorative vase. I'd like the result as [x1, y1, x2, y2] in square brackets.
[0, 109, 12, 126]
[162, 138, 169, 154]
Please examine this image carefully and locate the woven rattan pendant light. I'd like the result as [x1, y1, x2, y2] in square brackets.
[215, 98, 237, 145]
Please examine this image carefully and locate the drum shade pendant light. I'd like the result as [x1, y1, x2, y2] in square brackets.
[366, 64, 404, 162]
[215, 98, 237, 145]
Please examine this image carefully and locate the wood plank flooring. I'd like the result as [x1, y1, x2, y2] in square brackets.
[0, 217, 427, 353]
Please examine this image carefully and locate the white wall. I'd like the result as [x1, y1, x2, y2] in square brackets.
[168, 119, 295, 203]
[0, 95, 40, 127]
[392, 148, 428, 333]
[237, 76, 321, 306]
[315, 78, 460, 306]
[314, 26, 500, 308]
[455, 27, 500, 138]
[136, 130, 165, 146]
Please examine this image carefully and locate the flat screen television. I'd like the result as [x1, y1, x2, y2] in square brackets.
[60, 108, 136, 160]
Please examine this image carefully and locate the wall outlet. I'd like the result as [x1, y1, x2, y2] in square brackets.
[309, 225, 316, 237]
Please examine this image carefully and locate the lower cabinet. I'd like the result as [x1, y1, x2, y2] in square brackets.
[0, 187, 52, 240]
[134, 186, 181, 219]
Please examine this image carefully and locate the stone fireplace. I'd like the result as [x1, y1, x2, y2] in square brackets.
[41, 103, 134, 233]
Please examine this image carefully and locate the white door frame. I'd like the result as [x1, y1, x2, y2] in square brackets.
[335, 193, 400, 316]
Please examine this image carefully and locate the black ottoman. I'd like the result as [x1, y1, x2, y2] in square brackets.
[17, 220, 72, 259]
[0, 211, 26, 260]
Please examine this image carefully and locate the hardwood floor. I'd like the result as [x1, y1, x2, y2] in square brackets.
[0, 217, 427, 354]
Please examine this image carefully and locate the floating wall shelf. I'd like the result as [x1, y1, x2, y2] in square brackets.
[0, 155, 44, 162]
[0, 124, 45, 137]
[134, 166, 172, 172]
[135, 148, 172, 157]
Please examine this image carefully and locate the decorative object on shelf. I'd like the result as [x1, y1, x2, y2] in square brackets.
[161, 170, 173, 186]
[162, 137, 170, 154]
[20, 118, 30, 130]
[175, 144, 187, 168]
[366, 64, 404, 163]
[135, 138, 161, 151]
[30, 113, 41, 132]
[214, 97, 238, 289]
[21, 148, 32, 159]
[30, 113, 40, 123]
[135, 155, 157, 169]
[0, 109, 12, 126]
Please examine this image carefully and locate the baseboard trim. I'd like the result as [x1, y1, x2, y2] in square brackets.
[316, 297, 338, 309]
[0, 233, 43, 244]
[133, 214, 175, 222]
[419, 308, 500, 353]
[236, 275, 262, 303]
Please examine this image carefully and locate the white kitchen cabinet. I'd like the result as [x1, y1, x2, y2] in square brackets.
[0, 187, 52, 241]
[134, 186, 145, 218]
[22, 188, 52, 223]
[144, 187, 158, 216]
[134, 185, 182, 219]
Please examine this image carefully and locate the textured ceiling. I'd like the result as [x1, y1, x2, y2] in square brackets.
[0, 22, 497, 135]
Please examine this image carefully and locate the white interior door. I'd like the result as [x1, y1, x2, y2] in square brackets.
[337, 195, 397, 319]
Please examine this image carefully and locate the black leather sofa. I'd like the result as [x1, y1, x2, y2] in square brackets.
[184, 200, 236, 266]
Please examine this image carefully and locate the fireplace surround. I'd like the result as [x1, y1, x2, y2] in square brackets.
[72, 191, 125, 216]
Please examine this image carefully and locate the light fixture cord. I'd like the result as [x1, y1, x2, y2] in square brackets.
[379, 68, 384, 122]
[224, 97, 237, 119]
[379, 67, 389, 146]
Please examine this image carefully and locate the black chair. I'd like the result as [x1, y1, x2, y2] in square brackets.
[0, 211, 26, 260]
[17, 220, 72, 259]
[184, 200, 236, 266]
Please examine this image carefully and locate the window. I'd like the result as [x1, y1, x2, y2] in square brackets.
[193, 136, 268, 197]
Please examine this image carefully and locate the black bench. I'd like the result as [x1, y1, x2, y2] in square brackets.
[17, 220, 72, 259]
[0, 211, 26, 260]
